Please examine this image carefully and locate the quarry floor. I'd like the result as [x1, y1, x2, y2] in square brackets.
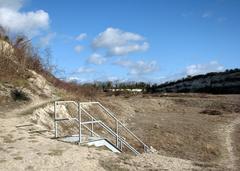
[0, 94, 240, 170]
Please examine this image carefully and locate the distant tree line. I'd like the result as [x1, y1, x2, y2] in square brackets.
[71, 81, 151, 92]
[146, 69, 240, 94]
[67, 68, 240, 95]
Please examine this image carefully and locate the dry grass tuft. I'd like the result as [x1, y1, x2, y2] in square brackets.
[99, 159, 128, 171]
[47, 149, 64, 156]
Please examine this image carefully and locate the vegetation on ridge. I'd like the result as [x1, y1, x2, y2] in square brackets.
[147, 69, 240, 94]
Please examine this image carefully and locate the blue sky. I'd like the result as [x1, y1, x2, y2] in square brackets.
[0, 0, 240, 83]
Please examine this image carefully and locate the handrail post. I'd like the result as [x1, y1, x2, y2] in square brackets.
[116, 120, 119, 148]
[91, 117, 93, 137]
[78, 102, 82, 144]
[54, 101, 58, 138]
[120, 140, 122, 151]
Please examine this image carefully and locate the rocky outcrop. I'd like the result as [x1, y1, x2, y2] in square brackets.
[28, 70, 57, 98]
[0, 40, 14, 58]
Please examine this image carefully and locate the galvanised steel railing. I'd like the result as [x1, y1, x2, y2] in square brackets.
[53, 101, 150, 155]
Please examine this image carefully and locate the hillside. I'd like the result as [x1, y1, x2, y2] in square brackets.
[0, 30, 97, 110]
[149, 69, 240, 94]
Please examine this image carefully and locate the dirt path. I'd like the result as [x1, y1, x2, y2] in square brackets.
[218, 115, 240, 170]
[2, 98, 60, 118]
[0, 98, 111, 171]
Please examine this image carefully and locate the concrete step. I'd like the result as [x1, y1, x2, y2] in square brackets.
[87, 138, 121, 153]
[59, 135, 121, 153]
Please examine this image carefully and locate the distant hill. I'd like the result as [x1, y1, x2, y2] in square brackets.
[148, 69, 240, 94]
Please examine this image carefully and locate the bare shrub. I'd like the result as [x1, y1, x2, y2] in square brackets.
[10, 89, 30, 101]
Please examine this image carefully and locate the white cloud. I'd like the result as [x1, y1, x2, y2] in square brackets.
[87, 53, 106, 65]
[0, 0, 49, 37]
[0, 0, 24, 10]
[92, 27, 149, 56]
[74, 45, 84, 53]
[129, 60, 158, 75]
[114, 60, 132, 67]
[66, 76, 80, 82]
[93, 27, 143, 48]
[114, 59, 158, 76]
[77, 67, 95, 74]
[109, 42, 149, 56]
[39, 32, 56, 46]
[76, 33, 87, 41]
[106, 76, 120, 82]
[185, 61, 224, 76]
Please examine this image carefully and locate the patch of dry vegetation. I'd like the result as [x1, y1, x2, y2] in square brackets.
[99, 158, 129, 171]
[98, 94, 240, 164]
[47, 149, 64, 156]
[0, 26, 101, 104]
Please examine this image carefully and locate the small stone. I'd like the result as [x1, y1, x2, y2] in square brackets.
[153, 123, 160, 129]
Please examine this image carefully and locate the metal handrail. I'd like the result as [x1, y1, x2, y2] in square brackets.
[80, 107, 140, 155]
[98, 120, 140, 155]
[80, 101, 150, 151]
[71, 104, 137, 154]
[80, 122, 100, 138]
[98, 102, 149, 148]
[80, 101, 149, 153]
[54, 100, 149, 155]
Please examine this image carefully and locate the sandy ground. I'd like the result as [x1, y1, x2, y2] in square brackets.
[233, 124, 240, 170]
[217, 117, 240, 170]
[0, 94, 239, 170]
[0, 98, 201, 171]
[0, 99, 108, 171]
[98, 94, 240, 170]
